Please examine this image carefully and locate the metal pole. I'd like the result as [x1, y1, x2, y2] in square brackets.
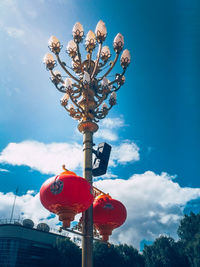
[82, 130, 93, 267]
[10, 187, 19, 223]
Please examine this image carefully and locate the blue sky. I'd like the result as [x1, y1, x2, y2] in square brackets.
[0, 0, 200, 249]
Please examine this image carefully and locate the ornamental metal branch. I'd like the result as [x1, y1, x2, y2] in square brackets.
[43, 21, 131, 123]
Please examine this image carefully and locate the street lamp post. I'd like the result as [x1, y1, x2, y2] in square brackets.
[43, 20, 131, 267]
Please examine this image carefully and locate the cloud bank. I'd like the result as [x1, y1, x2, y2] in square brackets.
[95, 171, 200, 248]
[95, 117, 126, 141]
[0, 141, 83, 175]
[0, 171, 200, 249]
[0, 140, 139, 174]
[110, 142, 140, 166]
[0, 191, 58, 229]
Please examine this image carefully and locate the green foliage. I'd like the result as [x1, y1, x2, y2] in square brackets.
[143, 236, 189, 267]
[55, 237, 81, 267]
[93, 242, 144, 267]
[185, 233, 200, 267]
[49, 212, 200, 267]
[116, 244, 145, 267]
[93, 242, 123, 267]
[177, 212, 200, 267]
[177, 212, 200, 242]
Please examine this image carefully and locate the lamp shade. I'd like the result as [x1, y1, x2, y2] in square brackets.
[85, 31, 96, 51]
[113, 33, 124, 52]
[48, 36, 60, 47]
[120, 49, 131, 68]
[101, 46, 111, 62]
[43, 53, 54, 64]
[95, 20, 107, 42]
[72, 22, 84, 42]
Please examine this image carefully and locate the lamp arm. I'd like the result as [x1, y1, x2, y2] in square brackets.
[88, 52, 92, 73]
[67, 89, 84, 113]
[63, 106, 82, 120]
[99, 53, 119, 81]
[95, 109, 109, 120]
[91, 42, 102, 79]
[76, 42, 82, 67]
[50, 69, 64, 83]
[113, 84, 122, 92]
[71, 91, 82, 99]
[49, 71, 66, 93]
[98, 60, 110, 69]
[95, 94, 108, 109]
[55, 84, 66, 93]
[56, 54, 80, 83]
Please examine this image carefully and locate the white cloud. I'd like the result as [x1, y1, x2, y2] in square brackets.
[94, 172, 118, 181]
[0, 141, 83, 175]
[25, 9, 38, 19]
[5, 27, 24, 38]
[95, 129, 118, 141]
[0, 171, 200, 249]
[0, 0, 47, 46]
[95, 171, 200, 249]
[101, 117, 125, 129]
[110, 141, 140, 166]
[95, 117, 125, 141]
[0, 168, 9, 172]
[0, 140, 139, 174]
[0, 190, 59, 229]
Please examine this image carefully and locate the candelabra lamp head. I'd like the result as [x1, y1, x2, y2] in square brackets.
[43, 20, 131, 129]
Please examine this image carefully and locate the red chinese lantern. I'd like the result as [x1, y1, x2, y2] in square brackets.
[40, 168, 93, 228]
[93, 194, 127, 241]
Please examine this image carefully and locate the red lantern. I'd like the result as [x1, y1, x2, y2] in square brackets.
[93, 194, 127, 241]
[40, 169, 93, 228]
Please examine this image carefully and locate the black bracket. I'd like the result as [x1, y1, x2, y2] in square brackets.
[92, 142, 112, 177]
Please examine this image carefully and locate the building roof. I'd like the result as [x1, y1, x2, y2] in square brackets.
[0, 223, 67, 246]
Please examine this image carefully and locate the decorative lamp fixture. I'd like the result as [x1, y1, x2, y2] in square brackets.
[100, 46, 111, 62]
[48, 36, 61, 54]
[93, 194, 127, 241]
[95, 20, 107, 43]
[60, 93, 69, 106]
[64, 77, 73, 90]
[113, 33, 124, 53]
[51, 70, 61, 86]
[40, 166, 94, 228]
[66, 40, 77, 59]
[85, 30, 96, 52]
[72, 22, 84, 43]
[43, 53, 56, 70]
[120, 49, 131, 69]
[109, 91, 117, 106]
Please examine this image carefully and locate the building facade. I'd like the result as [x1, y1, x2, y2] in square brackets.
[0, 223, 67, 266]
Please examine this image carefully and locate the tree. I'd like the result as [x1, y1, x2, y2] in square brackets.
[116, 244, 145, 267]
[177, 212, 200, 242]
[93, 242, 144, 267]
[55, 237, 81, 267]
[93, 242, 123, 267]
[178, 212, 200, 267]
[185, 232, 200, 267]
[143, 236, 189, 267]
